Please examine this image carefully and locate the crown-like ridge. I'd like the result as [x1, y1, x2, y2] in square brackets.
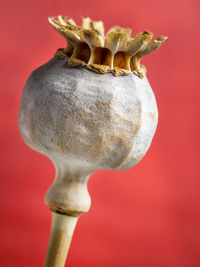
[48, 16, 167, 78]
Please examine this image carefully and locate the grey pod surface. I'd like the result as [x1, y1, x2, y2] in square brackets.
[18, 56, 158, 171]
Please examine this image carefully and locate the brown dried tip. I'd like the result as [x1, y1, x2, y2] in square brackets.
[48, 16, 167, 78]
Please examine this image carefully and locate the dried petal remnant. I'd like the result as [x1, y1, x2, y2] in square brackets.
[48, 16, 167, 78]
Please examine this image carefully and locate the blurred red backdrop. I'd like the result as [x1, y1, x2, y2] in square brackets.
[1, 0, 200, 266]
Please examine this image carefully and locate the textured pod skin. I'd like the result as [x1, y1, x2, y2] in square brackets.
[19, 57, 158, 171]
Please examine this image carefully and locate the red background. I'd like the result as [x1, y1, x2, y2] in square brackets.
[1, 0, 200, 266]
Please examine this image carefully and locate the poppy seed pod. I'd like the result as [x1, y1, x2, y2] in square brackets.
[18, 16, 167, 267]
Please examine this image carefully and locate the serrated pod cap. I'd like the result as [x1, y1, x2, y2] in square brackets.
[48, 16, 167, 77]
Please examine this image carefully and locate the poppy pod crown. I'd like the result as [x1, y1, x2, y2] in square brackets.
[48, 16, 167, 77]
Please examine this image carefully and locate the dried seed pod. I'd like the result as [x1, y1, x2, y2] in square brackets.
[18, 16, 167, 267]
[19, 57, 158, 172]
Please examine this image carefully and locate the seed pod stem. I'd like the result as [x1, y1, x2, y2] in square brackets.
[44, 212, 78, 267]
[43, 159, 92, 266]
